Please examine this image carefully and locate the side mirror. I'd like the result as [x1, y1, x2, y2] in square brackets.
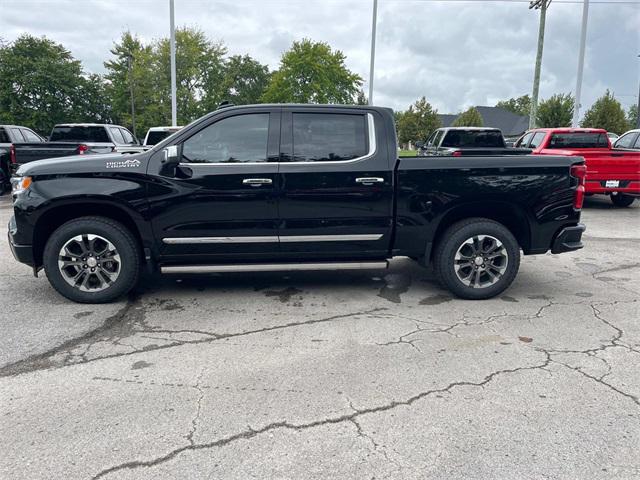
[415, 141, 424, 149]
[162, 145, 180, 165]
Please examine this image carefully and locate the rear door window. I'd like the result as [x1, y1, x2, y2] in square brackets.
[109, 127, 125, 144]
[10, 128, 25, 142]
[292, 113, 367, 162]
[20, 129, 42, 142]
[120, 128, 136, 145]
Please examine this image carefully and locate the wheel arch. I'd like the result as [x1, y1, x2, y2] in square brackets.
[429, 201, 532, 260]
[32, 198, 150, 268]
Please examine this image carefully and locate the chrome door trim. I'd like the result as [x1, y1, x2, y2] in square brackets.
[279, 234, 383, 242]
[163, 236, 278, 245]
[161, 261, 389, 274]
[242, 178, 273, 185]
[162, 234, 384, 244]
[355, 177, 384, 185]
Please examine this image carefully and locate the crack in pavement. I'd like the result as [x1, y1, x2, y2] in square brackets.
[0, 306, 389, 378]
[186, 369, 206, 446]
[90, 353, 552, 479]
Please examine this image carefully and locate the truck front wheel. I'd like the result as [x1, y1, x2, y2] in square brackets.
[43, 217, 140, 303]
[433, 218, 520, 300]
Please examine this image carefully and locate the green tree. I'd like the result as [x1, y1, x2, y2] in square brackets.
[76, 74, 113, 124]
[356, 89, 368, 105]
[104, 31, 159, 137]
[155, 27, 227, 124]
[452, 107, 483, 127]
[262, 39, 362, 104]
[396, 97, 441, 146]
[0, 34, 87, 134]
[496, 95, 531, 117]
[628, 104, 638, 130]
[217, 55, 270, 106]
[581, 91, 629, 134]
[535, 93, 574, 128]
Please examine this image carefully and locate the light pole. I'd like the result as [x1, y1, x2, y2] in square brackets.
[170, 0, 177, 126]
[572, 0, 589, 127]
[529, 0, 551, 129]
[636, 55, 640, 129]
[126, 54, 136, 137]
[368, 0, 378, 105]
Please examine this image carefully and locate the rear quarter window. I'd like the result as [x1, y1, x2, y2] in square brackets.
[0, 128, 9, 143]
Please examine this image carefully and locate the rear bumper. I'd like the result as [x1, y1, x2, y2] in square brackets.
[551, 223, 586, 254]
[586, 180, 640, 196]
[8, 216, 34, 266]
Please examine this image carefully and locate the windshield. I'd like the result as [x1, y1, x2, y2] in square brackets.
[50, 126, 110, 142]
[548, 133, 609, 149]
[441, 130, 505, 148]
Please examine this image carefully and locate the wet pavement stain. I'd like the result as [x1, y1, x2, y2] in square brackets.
[575, 292, 594, 297]
[527, 294, 551, 300]
[73, 311, 93, 319]
[264, 287, 302, 303]
[419, 294, 452, 305]
[518, 336, 533, 343]
[131, 361, 153, 370]
[378, 274, 412, 304]
[501, 296, 518, 303]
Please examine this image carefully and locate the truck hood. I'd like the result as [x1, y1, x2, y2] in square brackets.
[16, 152, 149, 177]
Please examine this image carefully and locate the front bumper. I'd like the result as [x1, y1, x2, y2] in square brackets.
[8, 216, 34, 266]
[551, 223, 586, 254]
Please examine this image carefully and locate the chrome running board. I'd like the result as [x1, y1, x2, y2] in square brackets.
[160, 261, 388, 274]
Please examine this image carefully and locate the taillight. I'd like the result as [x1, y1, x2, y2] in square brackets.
[9, 144, 16, 164]
[452, 150, 462, 157]
[77, 144, 89, 155]
[571, 164, 587, 210]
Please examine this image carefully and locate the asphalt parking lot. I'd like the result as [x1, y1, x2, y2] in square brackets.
[0, 193, 638, 479]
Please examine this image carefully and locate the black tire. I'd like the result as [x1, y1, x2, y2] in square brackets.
[43, 217, 140, 303]
[610, 194, 635, 207]
[433, 218, 521, 300]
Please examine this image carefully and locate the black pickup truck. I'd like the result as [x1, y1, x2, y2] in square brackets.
[8, 104, 586, 303]
[416, 127, 531, 157]
[9, 123, 146, 172]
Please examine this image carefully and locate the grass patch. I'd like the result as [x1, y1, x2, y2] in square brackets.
[399, 150, 417, 157]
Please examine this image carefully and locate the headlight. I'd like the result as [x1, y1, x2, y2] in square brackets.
[11, 176, 32, 195]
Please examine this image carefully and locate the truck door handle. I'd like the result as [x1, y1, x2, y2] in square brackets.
[355, 177, 384, 185]
[242, 178, 273, 187]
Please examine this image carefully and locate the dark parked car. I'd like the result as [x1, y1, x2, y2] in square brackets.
[416, 127, 531, 157]
[8, 104, 585, 303]
[0, 125, 44, 192]
[10, 123, 145, 171]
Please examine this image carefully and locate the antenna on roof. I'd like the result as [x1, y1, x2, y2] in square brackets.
[217, 101, 234, 110]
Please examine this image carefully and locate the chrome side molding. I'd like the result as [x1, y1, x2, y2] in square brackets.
[160, 261, 388, 274]
[163, 234, 383, 245]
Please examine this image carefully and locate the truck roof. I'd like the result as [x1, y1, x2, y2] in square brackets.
[529, 127, 607, 134]
[53, 123, 125, 128]
[438, 127, 501, 131]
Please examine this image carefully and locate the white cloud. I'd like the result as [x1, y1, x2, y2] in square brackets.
[1, 0, 637, 115]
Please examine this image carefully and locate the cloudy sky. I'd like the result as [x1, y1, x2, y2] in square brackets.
[1, 0, 638, 116]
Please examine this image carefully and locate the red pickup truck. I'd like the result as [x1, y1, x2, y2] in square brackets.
[515, 128, 640, 207]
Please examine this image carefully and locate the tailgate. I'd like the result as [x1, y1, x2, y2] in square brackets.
[14, 142, 81, 164]
[581, 149, 640, 180]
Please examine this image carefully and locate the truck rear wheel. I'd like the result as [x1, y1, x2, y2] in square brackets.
[610, 194, 635, 207]
[43, 217, 140, 303]
[433, 218, 520, 300]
